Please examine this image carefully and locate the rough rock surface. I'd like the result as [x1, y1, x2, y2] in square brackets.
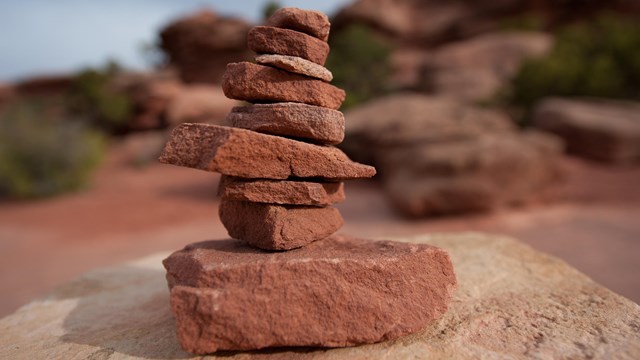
[342, 94, 562, 216]
[2, 233, 640, 359]
[267, 7, 331, 42]
[248, 26, 329, 65]
[228, 103, 345, 145]
[219, 176, 345, 206]
[420, 32, 553, 101]
[159, 123, 374, 180]
[218, 200, 344, 250]
[159, 10, 252, 83]
[534, 97, 640, 164]
[164, 235, 456, 353]
[222, 62, 345, 109]
[256, 54, 333, 82]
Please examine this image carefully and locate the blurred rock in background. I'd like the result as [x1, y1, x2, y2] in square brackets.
[342, 94, 563, 217]
[533, 98, 640, 164]
[159, 10, 252, 84]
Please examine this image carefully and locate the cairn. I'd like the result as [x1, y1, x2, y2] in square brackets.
[159, 8, 457, 355]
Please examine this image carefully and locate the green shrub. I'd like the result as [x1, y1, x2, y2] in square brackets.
[510, 14, 640, 110]
[66, 62, 133, 132]
[326, 24, 392, 109]
[262, 1, 281, 21]
[0, 102, 104, 199]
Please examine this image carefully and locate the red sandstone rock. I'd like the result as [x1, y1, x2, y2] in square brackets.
[219, 199, 343, 250]
[248, 26, 329, 65]
[158, 123, 375, 180]
[267, 7, 331, 42]
[163, 235, 457, 354]
[227, 102, 345, 145]
[222, 62, 345, 109]
[219, 176, 345, 206]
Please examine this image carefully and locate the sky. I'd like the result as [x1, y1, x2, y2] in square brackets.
[0, 0, 351, 82]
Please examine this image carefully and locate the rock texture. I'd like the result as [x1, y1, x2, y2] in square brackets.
[218, 200, 344, 250]
[220, 176, 345, 206]
[164, 235, 456, 353]
[534, 97, 640, 164]
[248, 26, 330, 65]
[267, 7, 331, 42]
[222, 62, 345, 109]
[2, 233, 640, 359]
[342, 94, 562, 216]
[256, 54, 333, 82]
[227, 102, 345, 145]
[159, 10, 251, 84]
[159, 123, 374, 180]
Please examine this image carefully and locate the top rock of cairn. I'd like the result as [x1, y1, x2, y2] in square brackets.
[159, 7, 376, 250]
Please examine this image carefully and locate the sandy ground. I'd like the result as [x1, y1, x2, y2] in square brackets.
[0, 145, 639, 317]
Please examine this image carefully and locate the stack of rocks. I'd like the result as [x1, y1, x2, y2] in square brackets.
[159, 8, 457, 355]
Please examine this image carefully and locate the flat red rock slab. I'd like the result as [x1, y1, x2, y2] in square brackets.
[159, 123, 374, 180]
[227, 102, 345, 145]
[222, 62, 345, 110]
[219, 176, 345, 206]
[267, 7, 331, 42]
[219, 199, 343, 250]
[163, 235, 457, 354]
[248, 26, 329, 65]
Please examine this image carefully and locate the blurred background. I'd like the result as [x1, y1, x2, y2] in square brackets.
[1, 0, 639, 316]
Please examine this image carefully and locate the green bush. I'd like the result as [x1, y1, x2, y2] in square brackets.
[326, 24, 392, 109]
[0, 102, 104, 199]
[66, 62, 133, 132]
[510, 14, 640, 110]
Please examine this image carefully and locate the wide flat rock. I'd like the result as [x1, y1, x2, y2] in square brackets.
[227, 102, 345, 145]
[158, 123, 375, 180]
[248, 26, 329, 65]
[219, 199, 344, 250]
[219, 176, 345, 206]
[267, 7, 331, 42]
[2, 233, 639, 359]
[222, 62, 345, 110]
[164, 235, 456, 354]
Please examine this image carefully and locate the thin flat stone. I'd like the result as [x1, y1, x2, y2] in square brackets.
[227, 103, 345, 145]
[222, 62, 345, 110]
[219, 176, 345, 206]
[267, 7, 331, 42]
[256, 54, 333, 82]
[163, 234, 457, 354]
[248, 26, 329, 65]
[218, 199, 344, 250]
[158, 123, 374, 180]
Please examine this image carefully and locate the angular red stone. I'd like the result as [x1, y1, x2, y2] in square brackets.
[219, 199, 343, 250]
[222, 62, 345, 110]
[248, 26, 329, 65]
[267, 7, 331, 42]
[227, 103, 345, 145]
[158, 123, 375, 180]
[219, 176, 345, 206]
[163, 235, 457, 354]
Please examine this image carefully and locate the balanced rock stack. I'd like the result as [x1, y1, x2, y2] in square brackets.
[159, 8, 457, 355]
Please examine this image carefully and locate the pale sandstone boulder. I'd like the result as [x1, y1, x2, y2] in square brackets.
[1, 233, 639, 358]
